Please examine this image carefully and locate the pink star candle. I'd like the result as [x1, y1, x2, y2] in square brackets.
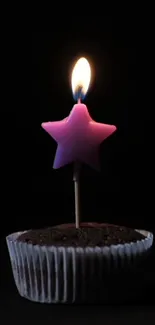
[42, 103, 116, 170]
[41, 58, 117, 227]
[42, 58, 116, 170]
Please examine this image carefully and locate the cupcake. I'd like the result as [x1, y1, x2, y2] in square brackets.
[6, 222, 153, 303]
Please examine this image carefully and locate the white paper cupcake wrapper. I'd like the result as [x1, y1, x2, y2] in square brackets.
[6, 229, 153, 304]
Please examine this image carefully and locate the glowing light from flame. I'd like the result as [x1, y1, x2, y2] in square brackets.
[71, 57, 91, 101]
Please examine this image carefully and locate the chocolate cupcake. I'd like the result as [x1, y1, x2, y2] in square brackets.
[6, 223, 153, 303]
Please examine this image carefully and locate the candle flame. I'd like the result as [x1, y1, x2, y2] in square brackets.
[71, 57, 91, 101]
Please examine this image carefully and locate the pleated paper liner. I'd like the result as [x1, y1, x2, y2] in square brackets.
[6, 227, 153, 304]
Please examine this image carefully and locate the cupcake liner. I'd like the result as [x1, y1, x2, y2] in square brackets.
[6, 228, 153, 304]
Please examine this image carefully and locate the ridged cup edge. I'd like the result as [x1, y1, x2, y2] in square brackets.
[6, 229, 153, 303]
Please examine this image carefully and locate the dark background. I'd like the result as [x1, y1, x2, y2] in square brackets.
[1, 23, 155, 321]
[4, 28, 153, 233]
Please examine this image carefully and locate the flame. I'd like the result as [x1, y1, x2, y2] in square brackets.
[71, 57, 91, 101]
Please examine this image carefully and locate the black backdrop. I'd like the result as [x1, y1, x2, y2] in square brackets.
[2, 28, 154, 235]
[1, 22, 155, 317]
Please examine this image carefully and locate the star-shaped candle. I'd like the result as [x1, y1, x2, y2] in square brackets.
[42, 57, 117, 228]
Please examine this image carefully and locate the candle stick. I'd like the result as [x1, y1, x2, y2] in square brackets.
[73, 97, 82, 229]
[41, 57, 117, 228]
[73, 161, 81, 228]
